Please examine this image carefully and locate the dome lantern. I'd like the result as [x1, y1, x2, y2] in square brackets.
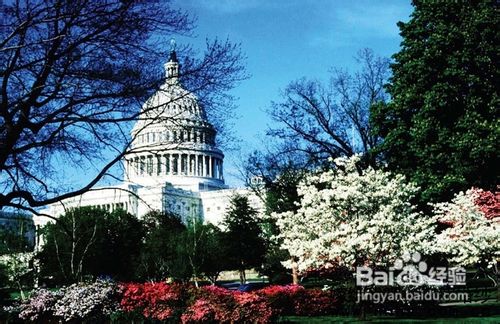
[164, 39, 179, 84]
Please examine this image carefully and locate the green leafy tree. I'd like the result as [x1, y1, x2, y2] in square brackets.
[222, 194, 266, 284]
[371, 0, 499, 204]
[0, 221, 34, 298]
[137, 211, 191, 282]
[183, 220, 228, 285]
[244, 150, 307, 283]
[38, 207, 144, 284]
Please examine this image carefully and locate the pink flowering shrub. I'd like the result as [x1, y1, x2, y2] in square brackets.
[181, 285, 234, 323]
[181, 285, 275, 323]
[474, 188, 499, 220]
[181, 299, 217, 323]
[18, 289, 63, 322]
[120, 282, 189, 321]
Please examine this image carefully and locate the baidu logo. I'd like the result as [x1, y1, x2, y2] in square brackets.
[356, 251, 466, 287]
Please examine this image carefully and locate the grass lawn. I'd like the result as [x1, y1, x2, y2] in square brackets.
[281, 300, 500, 323]
[280, 315, 500, 323]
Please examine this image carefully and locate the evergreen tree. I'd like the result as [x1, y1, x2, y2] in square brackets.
[371, 0, 499, 204]
[222, 194, 265, 284]
[137, 211, 191, 282]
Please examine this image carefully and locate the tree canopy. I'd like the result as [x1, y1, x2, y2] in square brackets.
[371, 0, 499, 204]
[222, 194, 266, 283]
[0, 0, 245, 212]
[38, 207, 144, 284]
[273, 155, 436, 272]
[136, 211, 189, 282]
[266, 49, 389, 167]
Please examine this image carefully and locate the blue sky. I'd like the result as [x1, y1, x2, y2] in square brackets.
[171, 0, 414, 186]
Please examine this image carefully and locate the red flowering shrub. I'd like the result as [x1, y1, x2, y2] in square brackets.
[119, 282, 339, 322]
[184, 285, 234, 322]
[257, 285, 338, 317]
[181, 299, 217, 323]
[293, 289, 338, 316]
[182, 285, 275, 323]
[474, 188, 500, 220]
[232, 292, 274, 323]
[120, 282, 189, 321]
[257, 285, 304, 315]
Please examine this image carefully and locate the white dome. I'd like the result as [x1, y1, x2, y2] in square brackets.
[124, 51, 225, 192]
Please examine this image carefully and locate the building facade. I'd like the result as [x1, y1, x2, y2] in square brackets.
[38, 49, 262, 227]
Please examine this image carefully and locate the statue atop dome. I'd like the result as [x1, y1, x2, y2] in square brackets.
[165, 39, 179, 83]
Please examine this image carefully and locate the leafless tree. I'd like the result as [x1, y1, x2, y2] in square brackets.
[0, 0, 246, 212]
[267, 48, 389, 166]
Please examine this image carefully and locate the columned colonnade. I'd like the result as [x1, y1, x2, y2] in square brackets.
[126, 152, 223, 180]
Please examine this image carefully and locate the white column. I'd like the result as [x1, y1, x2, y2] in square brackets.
[190, 155, 195, 175]
[220, 160, 223, 180]
[202, 155, 207, 177]
[199, 155, 202, 176]
[156, 155, 161, 175]
[177, 154, 182, 175]
[169, 154, 174, 175]
[125, 159, 129, 179]
[208, 156, 212, 178]
[152, 155, 157, 175]
[195, 155, 199, 176]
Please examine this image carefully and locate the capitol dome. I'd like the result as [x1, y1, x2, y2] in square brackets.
[124, 49, 225, 191]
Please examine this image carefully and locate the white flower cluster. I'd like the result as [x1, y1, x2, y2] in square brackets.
[17, 280, 119, 322]
[273, 155, 435, 272]
[18, 289, 64, 322]
[53, 280, 119, 321]
[433, 189, 500, 268]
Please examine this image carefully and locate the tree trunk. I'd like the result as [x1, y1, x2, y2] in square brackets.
[291, 259, 299, 285]
[239, 269, 246, 284]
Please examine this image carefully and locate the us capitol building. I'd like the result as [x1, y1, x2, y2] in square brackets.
[39, 49, 262, 226]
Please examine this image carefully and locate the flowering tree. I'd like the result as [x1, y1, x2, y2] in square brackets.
[434, 188, 499, 281]
[273, 155, 435, 272]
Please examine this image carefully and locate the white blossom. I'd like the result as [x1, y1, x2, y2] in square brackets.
[433, 189, 500, 268]
[273, 155, 435, 272]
